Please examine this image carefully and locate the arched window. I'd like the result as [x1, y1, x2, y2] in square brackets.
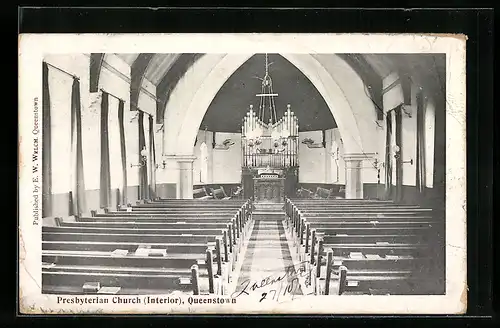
[331, 142, 339, 182]
[200, 142, 208, 183]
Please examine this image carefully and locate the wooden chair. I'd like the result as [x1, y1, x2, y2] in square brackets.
[232, 186, 243, 199]
[193, 186, 213, 200]
[211, 186, 231, 200]
[314, 187, 332, 199]
[297, 187, 314, 199]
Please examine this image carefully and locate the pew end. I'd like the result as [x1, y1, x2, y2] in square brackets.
[43, 217, 63, 227]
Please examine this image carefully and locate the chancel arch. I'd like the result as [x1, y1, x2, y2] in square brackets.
[160, 53, 383, 199]
[163, 53, 379, 158]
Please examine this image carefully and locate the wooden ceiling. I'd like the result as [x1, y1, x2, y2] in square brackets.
[106, 53, 445, 131]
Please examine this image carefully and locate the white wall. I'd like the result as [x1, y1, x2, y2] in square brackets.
[192, 130, 214, 185]
[424, 96, 435, 188]
[298, 131, 326, 183]
[191, 130, 243, 185]
[212, 132, 242, 184]
[190, 128, 354, 186]
[296, 129, 351, 184]
[44, 54, 158, 203]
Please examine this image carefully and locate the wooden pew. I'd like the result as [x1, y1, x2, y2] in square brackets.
[285, 197, 442, 296]
[79, 216, 235, 223]
[42, 240, 210, 253]
[151, 198, 245, 203]
[42, 250, 210, 295]
[59, 221, 231, 230]
[144, 198, 245, 206]
[43, 232, 218, 244]
[43, 199, 253, 296]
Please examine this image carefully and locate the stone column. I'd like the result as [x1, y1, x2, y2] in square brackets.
[177, 157, 196, 199]
[163, 155, 197, 199]
[343, 153, 366, 199]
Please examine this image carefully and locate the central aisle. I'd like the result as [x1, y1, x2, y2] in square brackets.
[232, 215, 303, 300]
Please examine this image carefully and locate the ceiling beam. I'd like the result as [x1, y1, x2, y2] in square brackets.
[89, 53, 105, 92]
[155, 53, 205, 124]
[130, 53, 155, 111]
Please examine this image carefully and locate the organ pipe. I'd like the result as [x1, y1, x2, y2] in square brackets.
[241, 104, 299, 169]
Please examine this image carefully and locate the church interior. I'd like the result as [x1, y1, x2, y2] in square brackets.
[41, 52, 446, 297]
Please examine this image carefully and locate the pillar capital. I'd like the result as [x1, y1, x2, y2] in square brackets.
[342, 152, 377, 162]
[163, 154, 197, 163]
[342, 153, 375, 200]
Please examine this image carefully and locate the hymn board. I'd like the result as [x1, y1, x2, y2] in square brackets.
[241, 54, 299, 203]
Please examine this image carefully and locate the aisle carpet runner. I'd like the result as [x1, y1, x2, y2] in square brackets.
[232, 220, 304, 303]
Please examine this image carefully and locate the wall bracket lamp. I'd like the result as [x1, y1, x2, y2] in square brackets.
[130, 147, 148, 168]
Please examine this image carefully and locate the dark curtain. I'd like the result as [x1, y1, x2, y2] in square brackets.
[394, 106, 403, 202]
[118, 99, 128, 205]
[70, 77, 86, 215]
[138, 111, 148, 200]
[384, 111, 393, 200]
[99, 91, 111, 208]
[416, 91, 426, 193]
[42, 62, 52, 217]
[148, 115, 156, 198]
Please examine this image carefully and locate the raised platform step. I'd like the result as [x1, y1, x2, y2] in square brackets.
[253, 203, 285, 211]
[253, 211, 285, 215]
[252, 213, 286, 221]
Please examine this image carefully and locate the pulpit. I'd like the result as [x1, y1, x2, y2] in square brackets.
[253, 173, 285, 203]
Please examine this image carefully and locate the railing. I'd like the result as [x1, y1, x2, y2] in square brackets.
[243, 152, 298, 168]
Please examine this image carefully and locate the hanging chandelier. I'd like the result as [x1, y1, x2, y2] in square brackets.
[241, 54, 299, 169]
[256, 53, 278, 125]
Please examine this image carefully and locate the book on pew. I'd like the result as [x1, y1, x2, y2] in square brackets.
[347, 281, 359, 287]
[370, 220, 380, 224]
[349, 252, 364, 259]
[126, 207, 132, 212]
[365, 254, 381, 259]
[385, 255, 402, 259]
[42, 262, 55, 268]
[375, 242, 390, 245]
[111, 249, 129, 256]
[135, 247, 151, 256]
[82, 282, 100, 293]
[97, 287, 121, 294]
[369, 289, 391, 295]
[148, 249, 167, 257]
[387, 255, 413, 259]
[178, 277, 191, 285]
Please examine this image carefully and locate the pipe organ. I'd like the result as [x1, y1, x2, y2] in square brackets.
[241, 104, 300, 203]
[240, 53, 300, 202]
[242, 104, 299, 169]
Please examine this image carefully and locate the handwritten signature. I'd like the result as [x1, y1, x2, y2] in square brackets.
[231, 261, 315, 302]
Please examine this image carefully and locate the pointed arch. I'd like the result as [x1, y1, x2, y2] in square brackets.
[162, 53, 379, 159]
[199, 142, 208, 183]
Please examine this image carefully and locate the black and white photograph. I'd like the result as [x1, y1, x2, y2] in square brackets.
[18, 34, 466, 314]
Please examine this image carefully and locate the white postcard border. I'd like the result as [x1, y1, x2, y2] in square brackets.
[18, 33, 467, 315]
